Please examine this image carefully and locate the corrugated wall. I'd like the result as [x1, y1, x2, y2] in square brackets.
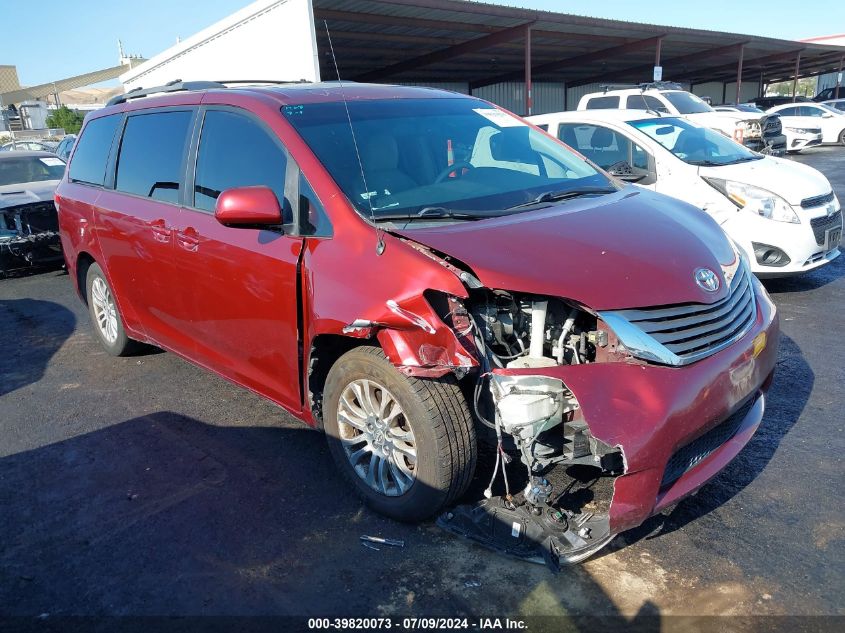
[399, 81, 566, 116]
[398, 82, 469, 94]
[471, 82, 566, 116]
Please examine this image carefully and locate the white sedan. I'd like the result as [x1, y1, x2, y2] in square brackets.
[767, 102, 845, 145]
[528, 109, 842, 277]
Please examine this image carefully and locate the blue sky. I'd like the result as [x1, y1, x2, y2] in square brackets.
[6, 0, 842, 87]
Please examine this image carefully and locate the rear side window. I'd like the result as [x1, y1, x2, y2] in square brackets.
[115, 111, 193, 203]
[777, 106, 798, 116]
[69, 115, 120, 186]
[193, 110, 288, 214]
[585, 96, 619, 110]
[625, 95, 669, 113]
[558, 123, 649, 171]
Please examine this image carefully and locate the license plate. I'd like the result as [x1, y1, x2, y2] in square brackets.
[829, 228, 842, 249]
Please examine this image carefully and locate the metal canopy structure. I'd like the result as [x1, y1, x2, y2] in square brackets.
[314, 0, 845, 110]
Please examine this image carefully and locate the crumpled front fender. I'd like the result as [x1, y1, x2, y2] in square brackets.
[375, 294, 478, 378]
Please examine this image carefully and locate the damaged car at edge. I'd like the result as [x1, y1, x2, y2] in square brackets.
[1, 151, 65, 276]
[56, 83, 779, 569]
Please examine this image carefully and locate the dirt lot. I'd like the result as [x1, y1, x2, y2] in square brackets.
[1, 149, 843, 630]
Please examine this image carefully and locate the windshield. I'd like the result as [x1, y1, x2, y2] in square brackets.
[819, 103, 844, 116]
[629, 117, 762, 166]
[0, 156, 65, 186]
[660, 91, 713, 114]
[282, 98, 613, 222]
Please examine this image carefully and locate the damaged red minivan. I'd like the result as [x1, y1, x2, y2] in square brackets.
[56, 82, 778, 568]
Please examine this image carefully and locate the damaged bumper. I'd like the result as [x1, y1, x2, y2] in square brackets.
[490, 285, 778, 535]
[1, 201, 63, 275]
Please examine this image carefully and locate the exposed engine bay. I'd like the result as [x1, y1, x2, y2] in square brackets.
[0, 201, 62, 276]
[433, 287, 626, 570]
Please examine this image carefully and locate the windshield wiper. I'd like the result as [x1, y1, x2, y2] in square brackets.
[373, 206, 484, 223]
[506, 186, 617, 210]
[687, 159, 727, 166]
[725, 155, 764, 164]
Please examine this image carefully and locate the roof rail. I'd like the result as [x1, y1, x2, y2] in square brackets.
[636, 81, 684, 91]
[215, 79, 312, 85]
[599, 83, 639, 93]
[106, 79, 227, 107]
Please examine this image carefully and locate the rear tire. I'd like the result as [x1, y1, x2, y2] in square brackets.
[323, 346, 476, 522]
[85, 263, 139, 356]
[839, 129, 845, 146]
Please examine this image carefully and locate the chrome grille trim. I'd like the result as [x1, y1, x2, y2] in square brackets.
[600, 263, 757, 367]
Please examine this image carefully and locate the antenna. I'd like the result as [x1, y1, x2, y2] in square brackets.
[323, 20, 385, 256]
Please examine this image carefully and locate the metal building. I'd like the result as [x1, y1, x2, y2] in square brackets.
[120, 0, 845, 114]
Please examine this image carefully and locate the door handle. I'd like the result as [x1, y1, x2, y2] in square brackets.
[176, 227, 200, 252]
[149, 218, 171, 243]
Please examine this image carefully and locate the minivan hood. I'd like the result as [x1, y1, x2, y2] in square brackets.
[699, 156, 831, 205]
[394, 188, 737, 311]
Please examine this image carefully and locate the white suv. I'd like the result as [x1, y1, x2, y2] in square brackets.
[578, 84, 786, 154]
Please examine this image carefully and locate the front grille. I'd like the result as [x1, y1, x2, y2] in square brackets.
[762, 115, 782, 136]
[810, 210, 843, 245]
[603, 264, 756, 365]
[661, 395, 758, 488]
[801, 191, 834, 209]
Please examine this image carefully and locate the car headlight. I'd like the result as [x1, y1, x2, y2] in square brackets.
[703, 178, 799, 223]
[785, 127, 817, 134]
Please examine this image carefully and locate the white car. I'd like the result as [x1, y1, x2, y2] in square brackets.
[578, 85, 786, 154]
[528, 109, 842, 277]
[723, 104, 823, 152]
[822, 98, 845, 113]
[767, 102, 845, 145]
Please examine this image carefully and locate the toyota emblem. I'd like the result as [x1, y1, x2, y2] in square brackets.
[694, 268, 720, 292]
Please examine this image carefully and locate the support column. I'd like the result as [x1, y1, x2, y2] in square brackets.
[735, 44, 745, 104]
[759, 71, 764, 98]
[524, 25, 532, 116]
[654, 38, 662, 68]
[792, 52, 802, 101]
[836, 55, 844, 99]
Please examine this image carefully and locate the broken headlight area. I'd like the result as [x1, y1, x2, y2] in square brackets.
[0, 202, 62, 276]
[431, 289, 627, 570]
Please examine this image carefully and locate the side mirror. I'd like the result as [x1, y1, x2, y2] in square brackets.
[822, 113, 834, 118]
[607, 161, 645, 182]
[214, 186, 282, 227]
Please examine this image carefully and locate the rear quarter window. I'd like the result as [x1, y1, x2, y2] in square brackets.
[115, 111, 193, 203]
[584, 96, 620, 110]
[68, 115, 121, 186]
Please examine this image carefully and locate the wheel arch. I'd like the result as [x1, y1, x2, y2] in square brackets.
[75, 251, 97, 305]
[307, 334, 380, 430]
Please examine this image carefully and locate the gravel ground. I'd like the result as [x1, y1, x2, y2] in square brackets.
[0, 148, 843, 629]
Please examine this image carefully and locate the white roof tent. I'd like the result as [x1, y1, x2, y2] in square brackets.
[120, 0, 845, 114]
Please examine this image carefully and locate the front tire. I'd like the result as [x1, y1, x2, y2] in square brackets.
[85, 263, 139, 356]
[323, 346, 476, 522]
[839, 129, 845, 146]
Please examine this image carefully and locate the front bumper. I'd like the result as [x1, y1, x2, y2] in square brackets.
[722, 203, 842, 277]
[491, 278, 779, 534]
[785, 131, 823, 151]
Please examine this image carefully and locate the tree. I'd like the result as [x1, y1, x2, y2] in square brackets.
[45, 106, 84, 134]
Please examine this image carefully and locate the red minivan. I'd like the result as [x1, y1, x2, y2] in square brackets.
[56, 81, 778, 568]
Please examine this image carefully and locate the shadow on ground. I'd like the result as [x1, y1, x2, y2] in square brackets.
[0, 298, 75, 396]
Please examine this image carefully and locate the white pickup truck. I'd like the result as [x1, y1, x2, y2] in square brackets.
[578, 83, 786, 155]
